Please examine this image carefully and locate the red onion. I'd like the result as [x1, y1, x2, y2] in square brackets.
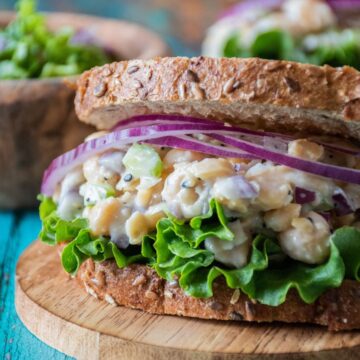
[41, 130, 257, 196]
[294, 187, 316, 204]
[318, 211, 332, 223]
[111, 114, 212, 131]
[41, 117, 360, 197]
[210, 134, 360, 185]
[146, 136, 257, 159]
[219, 0, 360, 20]
[112, 115, 360, 157]
[112, 114, 288, 139]
[219, 0, 282, 19]
[327, 0, 360, 10]
[332, 190, 354, 216]
[226, 176, 259, 199]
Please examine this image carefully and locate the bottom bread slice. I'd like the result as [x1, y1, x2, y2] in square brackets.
[76, 258, 360, 331]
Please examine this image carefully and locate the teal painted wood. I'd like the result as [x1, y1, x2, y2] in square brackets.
[0, 211, 73, 360]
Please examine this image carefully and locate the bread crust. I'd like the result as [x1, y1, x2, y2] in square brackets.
[75, 57, 360, 139]
[76, 258, 360, 331]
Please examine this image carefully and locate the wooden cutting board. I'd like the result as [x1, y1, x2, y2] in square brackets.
[15, 241, 360, 360]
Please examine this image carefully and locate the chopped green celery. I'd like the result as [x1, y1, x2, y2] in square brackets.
[122, 143, 163, 178]
[80, 183, 115, 206]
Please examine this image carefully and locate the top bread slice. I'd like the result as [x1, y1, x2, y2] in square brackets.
[75, 56, 360, 140]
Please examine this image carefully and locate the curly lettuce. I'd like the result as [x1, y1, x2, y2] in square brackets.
[38, 196, 360, 306]
[38, 196, 144, 275]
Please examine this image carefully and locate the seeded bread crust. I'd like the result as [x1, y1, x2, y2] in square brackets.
[76, 258, 360, 331]
[75, 57, 360, 139]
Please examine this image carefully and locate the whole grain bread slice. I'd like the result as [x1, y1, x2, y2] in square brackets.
[77, 258, 360, 331]
[75, 57, 360, 139]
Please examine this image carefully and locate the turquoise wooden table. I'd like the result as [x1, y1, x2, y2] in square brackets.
[0, 211, 74, 359]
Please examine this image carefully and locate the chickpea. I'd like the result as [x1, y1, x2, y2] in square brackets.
[163, 149, 206, 168]
[288, 139, 324, 161]
[205, 221, 250, 268]
[283, 0, 336, 34]
[246, 163, 293, 211]
[279, 211, 331, 264]
[264, 204, 301, 232]
[212, 176, 257, 213]
[125, 211, 149, 245]
[83, 156, 119, 187]
[162, 163, 211, 219]
[190, 158, 234, 180]
[88, 198, 121, 237]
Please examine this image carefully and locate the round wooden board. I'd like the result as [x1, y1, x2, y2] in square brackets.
[16, 241, 360, 360]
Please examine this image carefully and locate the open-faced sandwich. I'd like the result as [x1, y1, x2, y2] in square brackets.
[38, 57, 360, 331]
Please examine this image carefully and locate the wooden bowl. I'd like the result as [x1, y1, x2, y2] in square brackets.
[0, 11, 169, 209]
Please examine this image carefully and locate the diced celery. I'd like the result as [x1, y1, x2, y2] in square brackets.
[122, 144, 163, 178]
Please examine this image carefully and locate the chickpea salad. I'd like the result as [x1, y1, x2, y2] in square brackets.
[39, 115, 360, 306]
[203, 0, 360, 70]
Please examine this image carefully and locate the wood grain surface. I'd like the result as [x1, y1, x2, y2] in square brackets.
[16, 240, 360, 360]
[0, 211, 70, 360]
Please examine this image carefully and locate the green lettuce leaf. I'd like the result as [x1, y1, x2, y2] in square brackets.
[38, 195, 88, 246]
[150, 199, 359, 306]
[61, 229, 144, 275]
[38, 196, 144, 275]
[331, 227, 360, 281]
[39, 195, 360, 306]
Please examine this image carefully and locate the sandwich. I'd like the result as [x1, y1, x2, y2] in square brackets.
[38, 57, 360, 331]
[202, 0, 360, 70]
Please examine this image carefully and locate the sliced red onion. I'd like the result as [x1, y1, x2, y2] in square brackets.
[112, 114, 286, 139]
[332, 189, 354, 216]
[112, 114, 360, 157]
[41, 129, 257, 196]
[41, 118, 360, 197]
[318, 211, 332, 223]
[226, 176, 259, 199]
[327, 0, 360, 10]
[219, 0, 358, 21]
[294, 187, 316, 204]
[211, 134, 360, 185]
[146, 135, 258, 159]
[111, 114, 212, 131]
[219, 0, 282, 19]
